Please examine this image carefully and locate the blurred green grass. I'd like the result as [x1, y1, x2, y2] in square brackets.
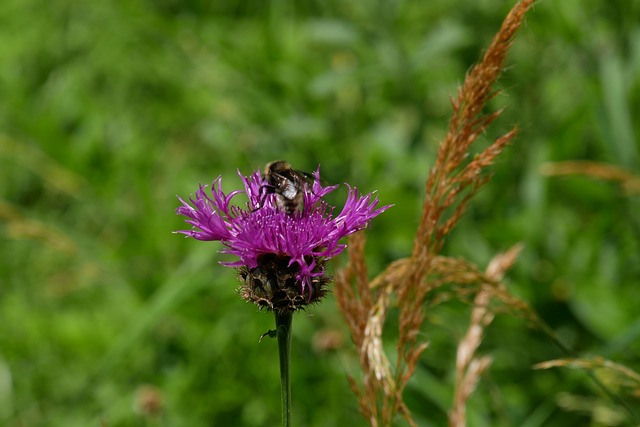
[1, 0, 639, 425]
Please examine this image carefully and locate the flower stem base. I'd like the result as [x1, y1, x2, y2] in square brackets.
[276, 311, 293, 427]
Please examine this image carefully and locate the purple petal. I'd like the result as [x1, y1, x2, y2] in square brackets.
[175, 164, 392, 297]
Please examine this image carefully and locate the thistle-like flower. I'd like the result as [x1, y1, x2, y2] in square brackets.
[176, 163, 391, 313]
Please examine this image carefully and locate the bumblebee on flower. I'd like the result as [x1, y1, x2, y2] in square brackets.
[176, 161, 391, 313]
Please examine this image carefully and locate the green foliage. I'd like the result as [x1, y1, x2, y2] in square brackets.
[1, 0, 639, 425]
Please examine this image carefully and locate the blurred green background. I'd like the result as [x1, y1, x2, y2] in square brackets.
[1, 0, 639, 425]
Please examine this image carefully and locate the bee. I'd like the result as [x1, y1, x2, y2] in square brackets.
[256, 160, 314, 214]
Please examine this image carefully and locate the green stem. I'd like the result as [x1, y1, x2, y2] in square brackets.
[276, 311, 293, 427]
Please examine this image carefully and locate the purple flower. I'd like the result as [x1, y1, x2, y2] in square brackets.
[176, 163, 391, 312]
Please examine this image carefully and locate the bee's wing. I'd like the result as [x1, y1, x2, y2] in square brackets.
[295, 170, 324, 190]
[299, 169, 331, 187]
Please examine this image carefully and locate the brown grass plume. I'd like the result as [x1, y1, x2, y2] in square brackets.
[334, 1, 536, 425]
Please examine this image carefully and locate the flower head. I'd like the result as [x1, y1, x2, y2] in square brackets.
[176, 163, 391, 312]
